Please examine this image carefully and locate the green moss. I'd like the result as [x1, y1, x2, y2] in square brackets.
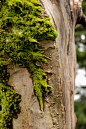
[0, 83, 21, 128]
[0, 0, 58, 126]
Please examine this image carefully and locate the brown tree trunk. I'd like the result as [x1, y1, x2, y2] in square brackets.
[7, 0, 85, 129]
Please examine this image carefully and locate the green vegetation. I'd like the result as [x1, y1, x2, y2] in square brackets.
[75, 0, 86, 70]
[75, 101, 86, 129]
[0, 83, 21, 128]
[75, 0, 86, 129]
[0, 0, 57, 127]
[82, 0, 86, 15]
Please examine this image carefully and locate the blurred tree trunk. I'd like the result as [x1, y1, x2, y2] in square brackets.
[7, 0, 85, 129]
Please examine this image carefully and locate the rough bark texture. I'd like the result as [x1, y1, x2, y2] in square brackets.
[7, 0, 85, 129]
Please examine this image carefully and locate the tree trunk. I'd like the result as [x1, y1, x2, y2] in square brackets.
[7, 0, 85, 129]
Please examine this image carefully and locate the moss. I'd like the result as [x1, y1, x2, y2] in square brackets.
[0, 0, 58, 127]
[0, 83, 21, 128]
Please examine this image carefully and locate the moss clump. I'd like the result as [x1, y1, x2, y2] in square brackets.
[0, 0, 57, 124]
[0, 83, 21, 128]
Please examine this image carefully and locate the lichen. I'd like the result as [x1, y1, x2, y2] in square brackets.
[0, 0, 57, 127]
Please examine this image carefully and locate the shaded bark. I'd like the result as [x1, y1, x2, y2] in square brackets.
[7, 0, 86, 129]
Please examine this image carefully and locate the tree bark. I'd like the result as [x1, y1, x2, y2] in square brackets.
[7, 0, 85, 129]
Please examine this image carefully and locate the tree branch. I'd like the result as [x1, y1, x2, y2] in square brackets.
[76, 14, 86, 28]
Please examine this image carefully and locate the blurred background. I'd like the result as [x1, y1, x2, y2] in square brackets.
[74, 0, 86, 129]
